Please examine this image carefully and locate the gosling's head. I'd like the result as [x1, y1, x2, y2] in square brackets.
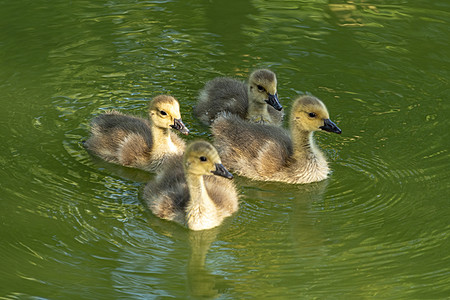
[149, 95, 189, 134]
[248, 69, 282, 111]
[290, 95, 342, 134]
[184, 141, 233, 179]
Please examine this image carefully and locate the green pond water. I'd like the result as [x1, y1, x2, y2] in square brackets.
[1, 0, 449, 299]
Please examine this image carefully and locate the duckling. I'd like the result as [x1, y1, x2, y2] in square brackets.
[211, 95, 342, 184]
[84, 95, 189, 172]
[194, 69, 284, 125]
[144, 141, 239, 231]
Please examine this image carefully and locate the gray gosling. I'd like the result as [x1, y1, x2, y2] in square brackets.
[212, 95, 342, 184]
[84, 95, 189, 172]
[144, 141, 238, 231]
[194, 69, 283, 125]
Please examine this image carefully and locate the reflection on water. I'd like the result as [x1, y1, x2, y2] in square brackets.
[1, 0, 449, 298]
[187, 229, 222, 298]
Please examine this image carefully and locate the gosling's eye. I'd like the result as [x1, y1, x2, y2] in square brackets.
[257, 85, 265, 92]
[308, 112, 317, 118]
[199, 156, 207, 162]
[160, 110, 167, 116]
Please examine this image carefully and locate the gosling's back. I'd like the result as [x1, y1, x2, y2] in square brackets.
[194, 77, 248, 124]
[212, 113, 293, 178]
[85, 111, 154, 166]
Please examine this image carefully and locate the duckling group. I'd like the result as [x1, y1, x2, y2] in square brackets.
[85, 69, 341, 231]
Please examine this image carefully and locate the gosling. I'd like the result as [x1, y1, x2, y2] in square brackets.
[212, 95, 342, 184]
[194, 69, 283, 125]
[144, 141, 239, 231]
[84, 95, 189, 172]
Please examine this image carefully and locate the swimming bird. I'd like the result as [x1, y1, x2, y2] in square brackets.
[144, 141, 239, 231]
[211, 95, 341, 184]
[194, 69, 283, 125]
[84, 95, 189, 172]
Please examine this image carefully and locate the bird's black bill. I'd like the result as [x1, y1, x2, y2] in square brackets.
[211, 163, 233, 179]
[319, 119, 342, 134]
[171, 118, 189, 135]
[265, 93, 283, 111]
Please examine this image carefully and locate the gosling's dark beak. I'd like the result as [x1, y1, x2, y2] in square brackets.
[211, 163, 233, 179]
[265, 93, 283, 111]
[320, 119, 342, 134]
[171, 118, 189, 135]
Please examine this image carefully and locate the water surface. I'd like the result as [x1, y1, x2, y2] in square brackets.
[1, 0, 449, 299]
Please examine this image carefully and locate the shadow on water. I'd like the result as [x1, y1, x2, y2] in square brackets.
[125, 175, 332, 299]
[236, 176, 330, 249]
[84, 148, 153, 184]
[135, 210, 233, 299]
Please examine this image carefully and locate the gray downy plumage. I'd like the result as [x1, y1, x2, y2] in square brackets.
[84, 95, 189, 172]
[143, 141, 239, 231]
[211, 95, 341, 184]
[194, 69, 284, 125]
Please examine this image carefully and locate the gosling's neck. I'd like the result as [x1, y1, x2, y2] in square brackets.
[185, 174, 218, 231]
[290, 126, 323, 162]
[247, 90, 272, 123]
[290, 126, 329, 182]
[151, 125, 174, 152]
